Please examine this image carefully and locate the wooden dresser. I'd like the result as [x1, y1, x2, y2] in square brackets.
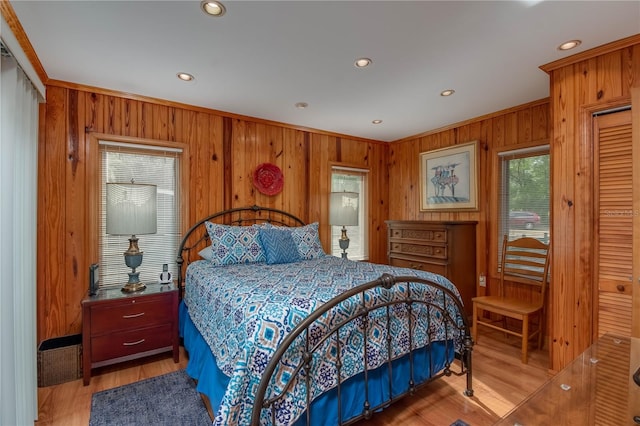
[386, 220, 477, 317]
[82, 282, 179, 385]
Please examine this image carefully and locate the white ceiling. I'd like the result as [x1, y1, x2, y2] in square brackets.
[10, 0, 640, 142]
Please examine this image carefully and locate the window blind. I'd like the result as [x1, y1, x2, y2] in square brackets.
[98, 141, 182, 288]
[498, 145, 550, 265]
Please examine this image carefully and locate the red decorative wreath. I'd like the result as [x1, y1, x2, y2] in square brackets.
[253, 163, 284, 196]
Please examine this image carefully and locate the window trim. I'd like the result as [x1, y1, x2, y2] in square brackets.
[87, 133, 189, 284]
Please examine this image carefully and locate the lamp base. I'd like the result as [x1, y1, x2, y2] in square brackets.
[122, 240, 145, 293]
[121, 281, 147, 293]
[339, 226, 350, 259]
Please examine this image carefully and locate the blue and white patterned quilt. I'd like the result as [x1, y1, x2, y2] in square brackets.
[184, 256, 464, 425]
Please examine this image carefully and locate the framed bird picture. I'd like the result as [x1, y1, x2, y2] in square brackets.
[420, 140, 478, 211]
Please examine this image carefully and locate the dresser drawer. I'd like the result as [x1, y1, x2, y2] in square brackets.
[390, 227, 447, 243]
[90, 323, 173, 362]
[90, 295, 174, 334]
[389, 242, 447, 260]
[390, 257, 447, 276]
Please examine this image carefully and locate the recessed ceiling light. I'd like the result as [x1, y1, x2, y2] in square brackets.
[558, 39, 581, 51]
[372, 119, 382, 124]
[295, 102, 308, 109]
[201, 1, 226, 17]
[354, 58, 372, 68]
[440, 89, 455, 97]
[177, 72, 194, 81]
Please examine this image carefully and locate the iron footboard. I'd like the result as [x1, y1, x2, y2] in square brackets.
[251, 273, 474, 426]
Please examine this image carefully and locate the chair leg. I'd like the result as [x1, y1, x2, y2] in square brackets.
[521, 315, 529, 364]
[472, 303, 479, 344]
[537, 310, 544, 350]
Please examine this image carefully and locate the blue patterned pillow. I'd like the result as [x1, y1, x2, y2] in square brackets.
[291, 222, 326, 259]
[204, 222, 266, 266]
[263, 222, 326, 260]
[258, 228, 301, 265]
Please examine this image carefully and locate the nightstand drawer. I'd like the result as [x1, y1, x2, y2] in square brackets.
[91, 323, 173, 362]
[91, 296, 174, 334]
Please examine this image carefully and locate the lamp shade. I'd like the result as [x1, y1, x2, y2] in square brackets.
[106, 183, 157, 235]
[329, 191, 359, 226]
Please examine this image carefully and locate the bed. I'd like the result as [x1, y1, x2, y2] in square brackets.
[176, 206, 473, 426]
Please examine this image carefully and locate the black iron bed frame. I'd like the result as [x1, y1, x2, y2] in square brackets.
[176, 205, 474, 426]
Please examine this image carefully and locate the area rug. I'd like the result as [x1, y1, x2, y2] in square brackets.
[89, 369, 211, 425]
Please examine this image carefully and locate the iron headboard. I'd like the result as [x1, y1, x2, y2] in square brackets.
[176, 205, 305, 298]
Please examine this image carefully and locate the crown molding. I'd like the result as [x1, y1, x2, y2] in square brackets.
[0, 0, 48, 84]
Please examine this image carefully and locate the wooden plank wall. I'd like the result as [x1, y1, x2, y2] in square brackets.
[388, 99, 550, 308]
[37, 83, 389, 341]
[541, 35, 640, 371]
[36, 35, 640, 372]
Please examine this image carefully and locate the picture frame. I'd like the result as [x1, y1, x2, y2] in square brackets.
[420, 140, 478, 211]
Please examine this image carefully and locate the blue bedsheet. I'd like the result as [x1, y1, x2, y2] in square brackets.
[183, 256, 463, 425]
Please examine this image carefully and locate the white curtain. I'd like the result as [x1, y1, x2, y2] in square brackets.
[0, 53, 40, 425]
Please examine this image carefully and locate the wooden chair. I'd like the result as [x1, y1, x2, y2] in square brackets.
[472, 235, 550, 364]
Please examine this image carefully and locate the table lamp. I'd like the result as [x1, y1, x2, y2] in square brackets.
[329, 191, 359, 259]
[106, 182, 157, 293]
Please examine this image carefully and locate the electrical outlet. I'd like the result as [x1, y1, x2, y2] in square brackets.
[479, 274, 486, 287]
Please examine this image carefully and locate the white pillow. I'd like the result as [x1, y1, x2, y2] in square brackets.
[198, 245, 214, 260]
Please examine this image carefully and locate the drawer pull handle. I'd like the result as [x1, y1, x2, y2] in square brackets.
[410, 263, 423, 270]
[123, 339, 145, 346]
[122, 312, 145, 319]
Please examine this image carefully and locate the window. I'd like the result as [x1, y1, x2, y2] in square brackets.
[330, 167, 368, 261]
[99, 141, 183, 288]
[498, 145, 550, 256]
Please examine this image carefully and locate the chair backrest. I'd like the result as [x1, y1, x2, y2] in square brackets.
[499, 235, 551, 304]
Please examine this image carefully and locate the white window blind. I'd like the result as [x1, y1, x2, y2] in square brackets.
[331, 167, 369, 261]
[498, 145, 550, 263]
[99, 141, 182, 288]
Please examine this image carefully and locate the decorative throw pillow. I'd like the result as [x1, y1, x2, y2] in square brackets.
[291, 222, 326, 259]
[258, 228, 301, 265]
[263, 222, 326, 260]
[204, 222, 266, 266]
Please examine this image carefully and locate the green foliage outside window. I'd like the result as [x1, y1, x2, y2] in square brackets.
[507, 154, 550, 226]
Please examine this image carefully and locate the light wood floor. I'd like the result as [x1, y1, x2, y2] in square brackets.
[35, 330, 551, 425]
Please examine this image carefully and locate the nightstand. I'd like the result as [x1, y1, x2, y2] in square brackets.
[82, 282, 179, 385]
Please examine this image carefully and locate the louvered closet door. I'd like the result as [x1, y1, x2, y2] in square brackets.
[593, 337, 640, 426]
[594, 109, 633, 337]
